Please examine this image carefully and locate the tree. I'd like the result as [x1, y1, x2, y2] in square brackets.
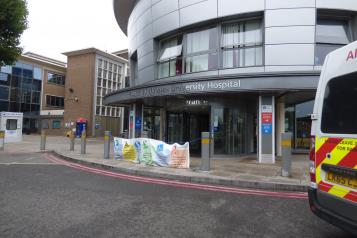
[0, 0, 28, 66]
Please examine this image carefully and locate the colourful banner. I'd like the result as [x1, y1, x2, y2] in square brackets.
[113, 137, 190, 169]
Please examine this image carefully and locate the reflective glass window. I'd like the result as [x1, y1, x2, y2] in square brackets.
[47, 72, 65, 85]
[0, 73, 10, 86]
[0, 100, 8, 111]
[52, 120, 61, 129]
[9, 102, 20, 112]
[0, 86, 9, 100]
[158, 36, 184, 78]
[32, 79, 42, 91]
[316, 19, 351, 44]
[31, 104, 40, 113]
[32, 91, 40, 104]
[315, 18, 351, 65]
[6, 119, 17, 130]
[1, 65, 12, 74]
[33, 67, 42, 80]
[12, 67, 22, 76]
[221, 19, 263, 69]
[185, 28, 218, 73]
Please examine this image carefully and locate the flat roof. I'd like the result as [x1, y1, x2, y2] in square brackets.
[113, 0, 136, 35]
[62, 47, 128, 63]
[22, 52, 67, 68]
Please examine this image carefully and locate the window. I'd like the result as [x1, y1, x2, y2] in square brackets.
[1, 65, 12, 74]
[33, 67, 42, 80]
[0, 100, 8, 111]
[0, 86, 9, 100]
[321, 72, 357, 134]
[185, 28, 218, 73]
[221, 19, 263, 68]
[46, 95, 64, 108]
[52, 120, 61, 129]
[6, 119, 17, 130]
[31, 91, 40, 104]
[315, 19, 351, 65]
[47, 72, 65, 85]
[0, 73, 10, 86]
[158, 36, 183, 78]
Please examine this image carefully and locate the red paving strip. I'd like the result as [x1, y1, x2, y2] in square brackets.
[43, 154, 308, 200]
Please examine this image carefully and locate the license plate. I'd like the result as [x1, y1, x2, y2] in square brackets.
[326, 172, 357, 190]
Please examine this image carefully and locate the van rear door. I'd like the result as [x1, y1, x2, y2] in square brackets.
[315, 71, 357, 214]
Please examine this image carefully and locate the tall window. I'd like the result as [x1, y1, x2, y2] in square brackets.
[315, 19, 351, 65]
[185, 28, 218, 73]
[95, 57, 122, 117]
[158, 36, 183, 78]
[221, 19, 263, 69]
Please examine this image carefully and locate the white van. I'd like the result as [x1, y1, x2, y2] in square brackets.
[309, 41, 357, 235]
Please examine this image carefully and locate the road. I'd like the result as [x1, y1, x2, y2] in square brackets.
[0, 152, 353, 238]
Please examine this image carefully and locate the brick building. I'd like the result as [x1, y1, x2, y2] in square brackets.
[0, 48, 128, 137]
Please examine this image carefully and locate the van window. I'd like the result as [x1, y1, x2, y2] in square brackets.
[321, 72, 357, 134]
[6, 119, 17, 130]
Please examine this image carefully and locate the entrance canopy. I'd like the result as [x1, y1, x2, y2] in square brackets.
[104, 74, 319, 106]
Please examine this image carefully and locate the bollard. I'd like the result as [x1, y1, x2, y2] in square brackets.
[81, 130, 86, 154]
[104, 131, 111, 159]
[69, 130, 75, 151]
[40, 130, 46, 151]
[201, 132, 210, 171]
[0, 130, 5, 151]
[281, 132, 292, 177]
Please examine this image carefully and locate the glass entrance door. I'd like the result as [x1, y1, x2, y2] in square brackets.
[143, 108, 161, 140]
[212, 106, 250, 156]
[167, 111, 209, 155]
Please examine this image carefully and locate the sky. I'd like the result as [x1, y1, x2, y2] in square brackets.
[20, 0, 128, 62]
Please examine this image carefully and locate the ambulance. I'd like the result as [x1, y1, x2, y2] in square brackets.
[309, 41, 357, 235]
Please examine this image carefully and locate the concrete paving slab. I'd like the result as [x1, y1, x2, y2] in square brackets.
[2, 135, 310, 191]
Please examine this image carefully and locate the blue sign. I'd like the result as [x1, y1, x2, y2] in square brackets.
[135, 118, 141, 129]
[262, 124, 272, 135]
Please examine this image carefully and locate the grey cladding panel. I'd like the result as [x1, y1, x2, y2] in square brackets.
[266, 0, 315, 9]
[265, 8, 316, 27]
[137, 65, 155, 85]
[138, 52, 154, 70]
[153, 11, 180, 37]
[152, 0, 179, 21]
[179, 0, 218, 27]
[218, 0, 264, 17]
[137, 39, 154, 59]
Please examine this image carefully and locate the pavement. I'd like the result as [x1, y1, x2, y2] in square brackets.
[3, 135, 310, 191]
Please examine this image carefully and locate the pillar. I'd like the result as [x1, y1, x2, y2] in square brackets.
[276, 102, 285, 157]
[258, 95, 275, 163]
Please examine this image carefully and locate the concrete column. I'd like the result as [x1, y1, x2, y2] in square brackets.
[69, 129, 75, 151]
[201, 132, 210, 171]
[0, 131, 4, 151]
[104, 131, 111, 159]
[81, 130, 86, 154]
[129, 104, 135, 139]
[40, 130, 46, 151]
[281, 132, 292, 177]
[258, 96, 275, 163]
[134, 103, 143, 138]
[160, 109, 166, 141]
[276, 102, 285, 157]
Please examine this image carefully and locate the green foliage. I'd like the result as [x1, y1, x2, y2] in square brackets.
[0, 0, 28, 66]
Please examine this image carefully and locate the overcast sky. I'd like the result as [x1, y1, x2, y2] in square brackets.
[20, 0, 128, 62]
